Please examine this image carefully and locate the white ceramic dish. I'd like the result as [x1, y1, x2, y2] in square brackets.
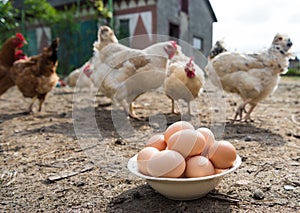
[127, 154, 241, 200]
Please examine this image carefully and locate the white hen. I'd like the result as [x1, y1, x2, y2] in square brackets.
[164, 55, 205, 115]
[90, 37, 178, 119]
[65, 26, 118, 90]
[205, 33, 293, 122]
[65, 60, 94, 89]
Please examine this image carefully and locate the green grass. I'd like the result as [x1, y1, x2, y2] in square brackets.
[286, 68, 300, 76]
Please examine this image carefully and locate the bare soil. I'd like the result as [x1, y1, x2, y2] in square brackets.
[0, 77, 299, 212]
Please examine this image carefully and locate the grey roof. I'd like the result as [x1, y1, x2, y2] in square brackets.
[205, 0, 217, 22]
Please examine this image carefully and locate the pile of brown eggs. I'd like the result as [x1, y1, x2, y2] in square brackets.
[137, 121, 237, 178]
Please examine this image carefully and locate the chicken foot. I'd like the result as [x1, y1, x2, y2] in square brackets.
[243, 103, 256, 122]
[129, 102, 142, 120]
[119, 99, 142, 120]
[233, 99, 253, 123]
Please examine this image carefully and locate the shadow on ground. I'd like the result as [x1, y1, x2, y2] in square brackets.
[106, 184, 236, 213]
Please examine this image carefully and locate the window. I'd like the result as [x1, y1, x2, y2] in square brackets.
[169, 23, 180, 41]
[119, 19, 130, 39]
[181, 0, 189, 14]
[193, 37, 203, 51]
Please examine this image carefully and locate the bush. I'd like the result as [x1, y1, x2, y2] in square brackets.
[286, 68, 300, 76]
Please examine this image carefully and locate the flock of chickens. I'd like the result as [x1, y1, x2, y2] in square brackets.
[0, 26, 293, 122]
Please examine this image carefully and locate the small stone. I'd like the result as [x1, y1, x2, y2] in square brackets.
[115, 138, 125, 145]
[236, 180, 251, 185]
[236, 129, 242, 134]
[59, 112, 67, 118]
[253, 189, 264, 200]
[285, 132, 293, 137]
[244, 135, 252, 141]
[284, 185, 295, 191]
[74, 181, 85, 187]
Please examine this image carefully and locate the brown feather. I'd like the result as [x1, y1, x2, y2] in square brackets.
[9, 39, 59, 112]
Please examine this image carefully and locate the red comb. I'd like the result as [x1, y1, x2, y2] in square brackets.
[170, 41, 177, 48]
[16, 33, 25, 41]
[187, 57, 194, 66]
[15, 49, 23, 54]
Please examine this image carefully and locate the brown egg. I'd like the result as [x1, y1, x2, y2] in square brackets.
[167, 129, 206, 158]
[185, 156, 215, 178]
[145, 134, 167, 151]
[214, 168, 228, 174]
[164, 121, 194, 142]
[137, 147, 160, 175]
[147, 150, 186, 178]
[196, 127, 215, 157]
[208, 140, 237, 169]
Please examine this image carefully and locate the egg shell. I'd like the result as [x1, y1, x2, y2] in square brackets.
[208, 140, 237, 169]
[137, 147, 160, 175]
[145, 134, 167, 151]
[164, 121, 194, 142]
[147, 150, 186, 178]
[196, 127, 215, 157]
[167, 129, 206, 158]
[185, 156, 215, 178]
[214, 168, 228, 174]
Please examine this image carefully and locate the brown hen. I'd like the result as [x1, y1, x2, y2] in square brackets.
[0, 33, 27, 96]
[10, 38, 60, 113]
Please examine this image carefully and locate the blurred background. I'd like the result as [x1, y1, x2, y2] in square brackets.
[0, 0, 218, 77]
[1, 0, 299, 77]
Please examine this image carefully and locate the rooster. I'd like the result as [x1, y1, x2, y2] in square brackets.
[164, 56, 205, 115]
[0, 33, 27, 96]
[90, 26, 178, 119]
[9, 38, 60, 113]
[205, 33, 293, 122]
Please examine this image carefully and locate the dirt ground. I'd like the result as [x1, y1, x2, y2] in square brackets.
[0, 77, 299, 212]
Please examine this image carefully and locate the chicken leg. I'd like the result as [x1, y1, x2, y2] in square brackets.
[243, 103, 256, 122]
[170, 98, 180, 114]
[120, 99, 142, 120]
[129, 102, 141, 120]
[187, 101, 193, 116]
[37, 94, 47, 112]
[28, 96, 37, 113]
[233, 99, 252, 123]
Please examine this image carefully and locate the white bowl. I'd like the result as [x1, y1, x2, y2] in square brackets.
[127, 154, 241, 200]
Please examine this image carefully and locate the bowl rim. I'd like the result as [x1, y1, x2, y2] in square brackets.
[127, 154, 242, 182]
